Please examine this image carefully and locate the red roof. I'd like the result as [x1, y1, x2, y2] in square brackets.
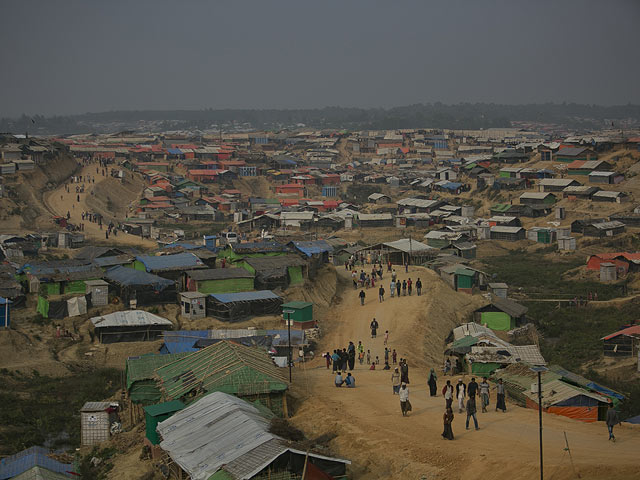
[189, 169, 221, 176]
[590, 252, 640, 261]
[280, 199, 299, 206]
[602, 325, 640, 341]
[567, 160, 586, 169]
[277, 184, 304, 189]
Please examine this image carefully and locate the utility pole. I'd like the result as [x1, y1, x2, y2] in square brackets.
[284, 309, 295, 382]
[531, 366, 548, 480]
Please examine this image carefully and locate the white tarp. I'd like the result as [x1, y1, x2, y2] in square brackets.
[67, 296, 87, 317]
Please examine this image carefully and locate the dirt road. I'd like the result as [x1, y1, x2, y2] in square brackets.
[289, 267, 640, 479]
[44, 163, 156, 248]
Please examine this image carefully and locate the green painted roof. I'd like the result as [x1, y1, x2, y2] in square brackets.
[156, 340, 289, 401]
[282, 301, 312, 309]
[451, 335, 479, 350]
[491, 203, 511, 212]
[208, 471, 234, 480]
[144, 400, 185, 417]
[12, 466, 71, 480]
[455, 268, 475, 276]
[126, 352, 190, 389]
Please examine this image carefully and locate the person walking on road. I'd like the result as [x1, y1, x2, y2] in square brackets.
[340, 349, 348, 372]
[347, 342, 356, 370]
[325, 351, 332, 370]
[443, 380, 454, 409]
[384, 330, 389, 346]
[407, 278, 413, 296]
[370, 318, 379, 338]
[495, 378, 507, 412]
[391, 367, 401, 394]
[359, 289, 366, 306]
[466, 396, 479, 430]
[416, 278, 422, 296]
[428, 368, 438, 397]
[468, 377, 479, 400]
[399, 383, 411, 416]
[606, 403, 621, 442]
[396, 280, 401, 298]
[479, 377, 490, 412]
[400, 359, 410, 384]
[442, 407, 454, 440]
[392, 349, 397, 365]
[456, 379, 466, 413]
[378, 285, 385, 302]
[402, 279, 407, 296]
[357, 341, 364, 365]
[390, 280, 396, 298]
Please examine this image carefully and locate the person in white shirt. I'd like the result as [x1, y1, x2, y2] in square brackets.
[456, 378, 466, 413]
[399, 383, 411, 416]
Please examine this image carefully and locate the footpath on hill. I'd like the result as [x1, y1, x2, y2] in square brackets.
[44, 163, 156, 248]
[289, 266, 640, 480]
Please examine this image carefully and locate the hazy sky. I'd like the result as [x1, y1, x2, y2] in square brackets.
[1, 0, 639, 117]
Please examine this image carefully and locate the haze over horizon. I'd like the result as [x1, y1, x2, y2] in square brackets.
[2, 0, 639, 118]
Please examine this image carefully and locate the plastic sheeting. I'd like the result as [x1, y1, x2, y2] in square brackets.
[67, 296, 87, 317]
[547, 406, 598, 423]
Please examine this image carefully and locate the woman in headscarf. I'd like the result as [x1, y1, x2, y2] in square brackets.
[442, 407, 455, 440]
[428, 368, 438, 397]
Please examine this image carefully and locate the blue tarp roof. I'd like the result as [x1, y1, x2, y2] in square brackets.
[167, 148, 182, 155]
[586, 382, 625, 401]
[0, 447, 75, 479]
[160, 328, 304, 354]
[441, 182, 463, 190]
[136, 253, 204, 272]
[624, 414, 640, 424]
[0, 297, 11, 305]
[18, 262, 93, 276]
[209, 290, 280, 303]
[289, 240, 333, 257]
[93, 255, 132, 267]
[105, 266, 174, 289]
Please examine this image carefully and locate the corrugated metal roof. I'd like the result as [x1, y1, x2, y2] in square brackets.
[136, 253, 204, 272]
[469, 345, 546, 366]
[186, 268, 253, 281]
[358, 213, 393, 221]
[490, 226, 524, 234]
[11, 466, 71, 480]
[80, 401, 114, 412]
[383, 238, 433, 253]
[91, 310, 173, 328]
[602, 325, 640, 340]
[105, 266, 175, 288]
[524, 380, 610, 407]
[0, 447, 75, 479]
[157, 392, 348, 480]
[209, 290, 280, 303]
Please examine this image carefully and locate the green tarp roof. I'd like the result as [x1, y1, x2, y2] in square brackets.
[143, 399, 185, 418]
[491, 203, 511, 212]
[126, 352, 190, 389]
[155, 340, 289, 401]
[282, 301, 312, 309]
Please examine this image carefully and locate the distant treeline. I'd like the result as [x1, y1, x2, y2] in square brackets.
[2, 103, 640, 135]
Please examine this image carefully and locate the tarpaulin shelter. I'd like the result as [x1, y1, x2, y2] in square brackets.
[0, 297, 11, 328]
[144, 400, 185, 445]
[524, 380, 611, 423]
[207, 290, 283, 322]
[133, 252, 206, 281]
[0, 447, 75, 479]
[156, 392, 350, 480]
[66, 296, 87, 317]
[287, 240, 333, 275]
[183, 268, 254, 294]
[238, 255, 307, 290]
[126, 353, 190, 404]
[159, 329, 306, 355]
[473, 296, 528, 331]
[155, 340, 289, 416]
[91, 310, 174, 343]
[105, 266, 176, 307]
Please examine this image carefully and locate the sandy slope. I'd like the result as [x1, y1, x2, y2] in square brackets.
[288, 266, 640, 479]
[44, 164, 156, 248]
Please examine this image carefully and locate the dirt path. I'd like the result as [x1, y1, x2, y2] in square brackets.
[44, 163, 156, 248]
[289, 267, 640, 479]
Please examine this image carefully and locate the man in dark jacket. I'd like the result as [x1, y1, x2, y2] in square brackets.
[467, 377, 479, 399]
[606, 403, 621, 441]
[359, 289, 366, 306]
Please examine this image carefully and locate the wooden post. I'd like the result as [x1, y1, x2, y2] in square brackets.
[282, 394, 289, 418]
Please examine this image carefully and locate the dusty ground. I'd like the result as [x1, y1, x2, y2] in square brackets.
[287, 266, 640, 480]
[43, 163, 156, 248]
